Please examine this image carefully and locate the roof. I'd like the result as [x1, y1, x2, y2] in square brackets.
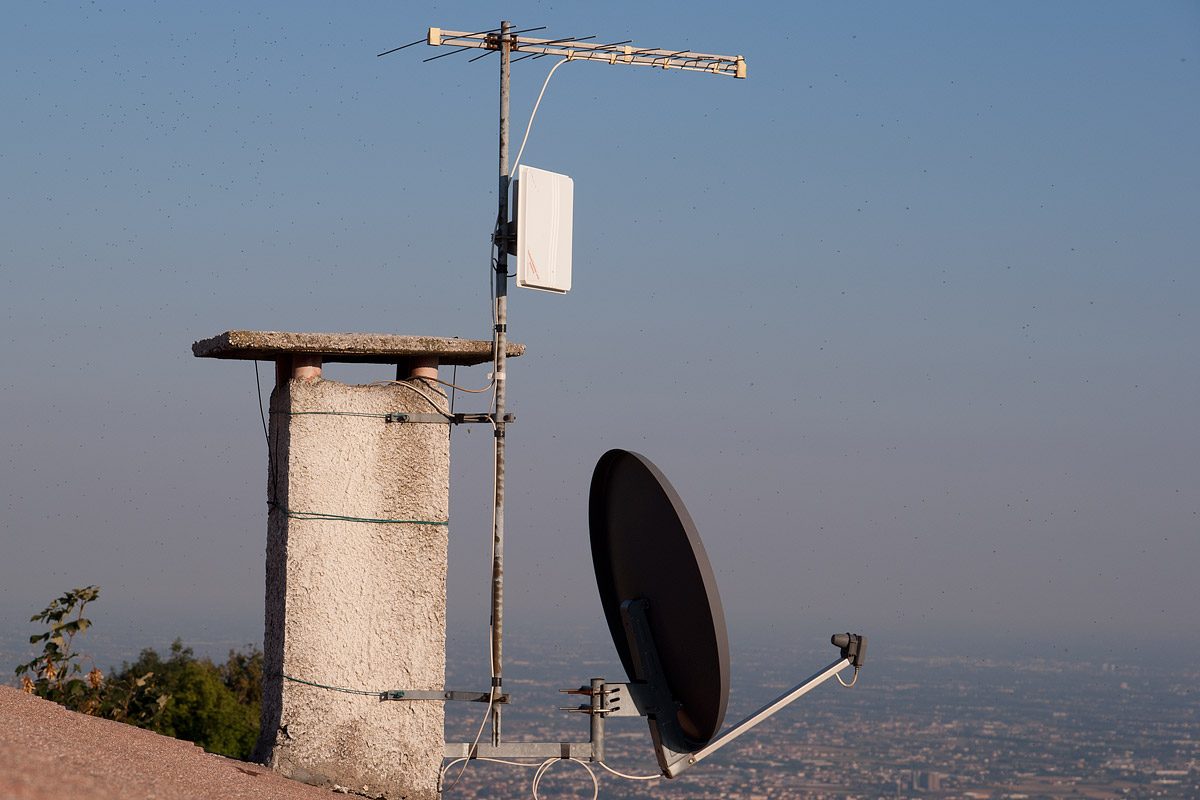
[0, 686, 343, 800]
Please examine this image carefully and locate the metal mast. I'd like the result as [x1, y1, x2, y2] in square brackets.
[491, 20, 512, 745]
[417, 21, 746, 748]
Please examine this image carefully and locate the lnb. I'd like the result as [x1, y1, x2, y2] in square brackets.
[831, 633, 868, 668]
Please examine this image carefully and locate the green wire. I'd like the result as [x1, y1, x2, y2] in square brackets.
[269, 502, 448, 527]
[275, 410, 399, 419]
[273, 410, 451, 421]
[273, 672, 403, 699]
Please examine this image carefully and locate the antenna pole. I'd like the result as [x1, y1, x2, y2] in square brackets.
[410, 18, 748, 754]
[490, 18, 512, 747]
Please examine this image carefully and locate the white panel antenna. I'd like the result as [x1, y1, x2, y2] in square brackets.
[514, 165, 573, 294]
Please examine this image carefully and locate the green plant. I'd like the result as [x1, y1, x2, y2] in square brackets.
[15, 587, 264, 759]
[15, 586, 104, 712]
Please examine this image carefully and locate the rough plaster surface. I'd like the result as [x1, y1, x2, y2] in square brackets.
[254, 378, 449, 799]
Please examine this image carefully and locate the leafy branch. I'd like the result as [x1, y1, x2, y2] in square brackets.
[16, 586, 102, 704]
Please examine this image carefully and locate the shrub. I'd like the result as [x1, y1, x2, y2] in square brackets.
[15, 587, 263, 759]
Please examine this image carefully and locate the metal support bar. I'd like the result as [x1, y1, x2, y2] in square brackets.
[382, 412, 516, 425]
[445, 741, 596, 760]
[381, 690, 510, 703]
[489, 18, 512, 749]
[589, 676, 606, 762]
[662, 658, 852, 777]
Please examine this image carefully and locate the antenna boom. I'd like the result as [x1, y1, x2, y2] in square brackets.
[428, 27, 746, 78]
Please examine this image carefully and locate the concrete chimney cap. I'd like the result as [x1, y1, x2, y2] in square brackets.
[192, 330, 524, 367]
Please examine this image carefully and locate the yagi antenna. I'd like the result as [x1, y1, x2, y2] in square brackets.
[425, 26, 746, 77]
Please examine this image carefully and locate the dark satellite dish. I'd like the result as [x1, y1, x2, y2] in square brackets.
[589, 449, 730, 746]
[446, 446, 865, 780]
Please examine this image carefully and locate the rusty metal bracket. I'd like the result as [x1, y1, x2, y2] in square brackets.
[381, 689, 510, 703]
[384, 412, 516, 425]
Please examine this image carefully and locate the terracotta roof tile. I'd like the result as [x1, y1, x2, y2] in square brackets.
[0, 686, 344, 800]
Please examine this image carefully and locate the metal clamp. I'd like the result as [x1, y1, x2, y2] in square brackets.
[558, 685, 619, 715]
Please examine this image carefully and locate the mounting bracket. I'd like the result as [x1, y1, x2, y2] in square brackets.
[382, 689, 510, 703]
[444, 677, 607, 762]
[384, 412, 516, 425]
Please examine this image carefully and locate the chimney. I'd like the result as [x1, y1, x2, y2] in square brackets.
[194, 331, 523, 798]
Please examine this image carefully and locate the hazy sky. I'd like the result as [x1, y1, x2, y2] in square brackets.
[2, 1, 1197, 670]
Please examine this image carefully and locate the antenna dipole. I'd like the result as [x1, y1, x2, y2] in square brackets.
[419, 20, 747, 751]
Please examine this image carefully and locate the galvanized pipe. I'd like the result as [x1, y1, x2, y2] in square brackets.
[490, 18, 512, 747]
[590, 677, 606, 762]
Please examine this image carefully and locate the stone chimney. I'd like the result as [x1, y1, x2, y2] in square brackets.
[193, 331, 522, 798]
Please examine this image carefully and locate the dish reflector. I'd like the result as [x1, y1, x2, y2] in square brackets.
[589, 449, 730, 745]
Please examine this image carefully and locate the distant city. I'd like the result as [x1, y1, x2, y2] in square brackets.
[441, 631, 1199, 800]
[4, 625, 1197, 799]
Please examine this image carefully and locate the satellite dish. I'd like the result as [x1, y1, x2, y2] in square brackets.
[445, 447, 865, 782]
[589, 449, 730, 752]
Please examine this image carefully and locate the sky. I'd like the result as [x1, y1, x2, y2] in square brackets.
[2, 1, 1198, 674]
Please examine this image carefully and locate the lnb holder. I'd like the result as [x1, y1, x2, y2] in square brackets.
[831, 632, 867, 668]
